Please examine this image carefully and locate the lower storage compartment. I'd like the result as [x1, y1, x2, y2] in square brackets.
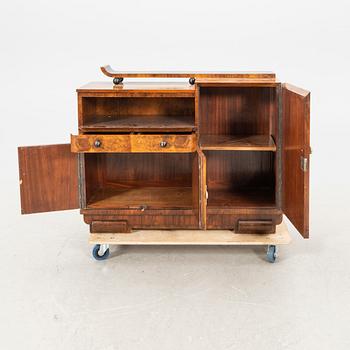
[205, 150, 276, 209]
[80, 150, 279, 233]
[83, 152, 199, 211]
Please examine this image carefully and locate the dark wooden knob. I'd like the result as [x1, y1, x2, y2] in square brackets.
[160, 141, 167, 148]
[94, 139, 102, 148]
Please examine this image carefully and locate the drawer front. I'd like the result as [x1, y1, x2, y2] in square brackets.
[236, 220, 275, 234]
[71, 134, 196, 153]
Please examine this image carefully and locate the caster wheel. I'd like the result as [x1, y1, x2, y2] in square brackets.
[92, 244, 110, 261]
[266, 245, 277, 263]
[113, 77, 124, 85]
[189, 77, 195, 85]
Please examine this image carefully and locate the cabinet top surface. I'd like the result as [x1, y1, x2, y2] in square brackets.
[77, 82, 196, 92]
[77, 79, 279, 93]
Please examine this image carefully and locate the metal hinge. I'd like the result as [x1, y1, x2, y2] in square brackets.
[300, 156, 308, 172]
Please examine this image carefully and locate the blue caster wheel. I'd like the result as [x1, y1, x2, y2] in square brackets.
[266, 245, 277, 263]
[92, 244, 110, 261]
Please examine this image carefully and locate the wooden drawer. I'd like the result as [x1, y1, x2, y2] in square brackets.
[71, 134, 196, 153]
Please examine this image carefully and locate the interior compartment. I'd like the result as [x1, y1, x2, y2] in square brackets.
[199, 87, 277, 149]
[84, 153, 198, 210]
[205, 151, 276, 208]
[80, 97, 195, 133]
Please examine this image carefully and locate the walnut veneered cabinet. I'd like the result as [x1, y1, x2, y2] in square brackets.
[18, 69, 310, 243]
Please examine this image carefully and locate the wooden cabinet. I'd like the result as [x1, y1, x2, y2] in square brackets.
[18, 70, 310, 238]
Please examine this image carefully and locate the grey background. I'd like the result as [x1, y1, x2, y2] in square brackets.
[1, 0, 349, 349]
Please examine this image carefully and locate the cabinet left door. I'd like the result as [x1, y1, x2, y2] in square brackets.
[18, 144, 79, 214]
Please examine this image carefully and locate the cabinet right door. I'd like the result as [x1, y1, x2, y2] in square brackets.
[282, 84, 311, 238]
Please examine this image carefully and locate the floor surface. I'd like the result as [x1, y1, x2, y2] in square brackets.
[1, 190, 350, 350]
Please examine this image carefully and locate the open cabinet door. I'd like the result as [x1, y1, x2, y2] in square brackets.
[282, 84, 311, 238]
[18, 144, 79, 214]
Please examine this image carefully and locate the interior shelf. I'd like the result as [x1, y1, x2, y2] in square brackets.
[207, 188, 275, 208]
[87, 185, 193, 210]
[200, 135, 276, 151]
[80, 115, 195, 133]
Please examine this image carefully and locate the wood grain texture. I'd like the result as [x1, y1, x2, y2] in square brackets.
[237, 220, 275, 234]
[71, 134, 197, 153]
[89, 221, 290, 245]
[79, 96, 194, 127]
[18, 144, 79, 214]
[206, 210, 282, 230]
[82, 208, 195, 216]
[91, 220, 131, 233]
[85, 214, 199, 230]
[87, 186, 193, 210]
[197, 149, 207, 229]
[192, 152, 200, 219]
[100, 66, 276, 80]
[69, 76, 309, 236]
[200, 135, 276, 151]
[282, 83, 310, 238]
[205, 150, 275, 191]
[207, 188, 275, 208]
[77, 82, 195, 97]
[196, 79, 278, 87]
[80, 116, 195, 133]
[97, 153, 193, 187]
[199, 87, 276, 136]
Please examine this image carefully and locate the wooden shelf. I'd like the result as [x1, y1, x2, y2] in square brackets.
[208, 188, 275, 208]
[80, 115, 195, 133]
[87, 185, 193, 210]
[200, 135, 276, 151]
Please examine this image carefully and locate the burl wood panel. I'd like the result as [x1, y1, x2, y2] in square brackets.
[71, 134, 196, 153]
[199, 87, 276, 136]
[18, 144, 79, 214]
[282, 84, 310, 238]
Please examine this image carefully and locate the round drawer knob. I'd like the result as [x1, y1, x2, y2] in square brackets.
[160, 141, 167, 148]
[94, 139, 102, 148]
